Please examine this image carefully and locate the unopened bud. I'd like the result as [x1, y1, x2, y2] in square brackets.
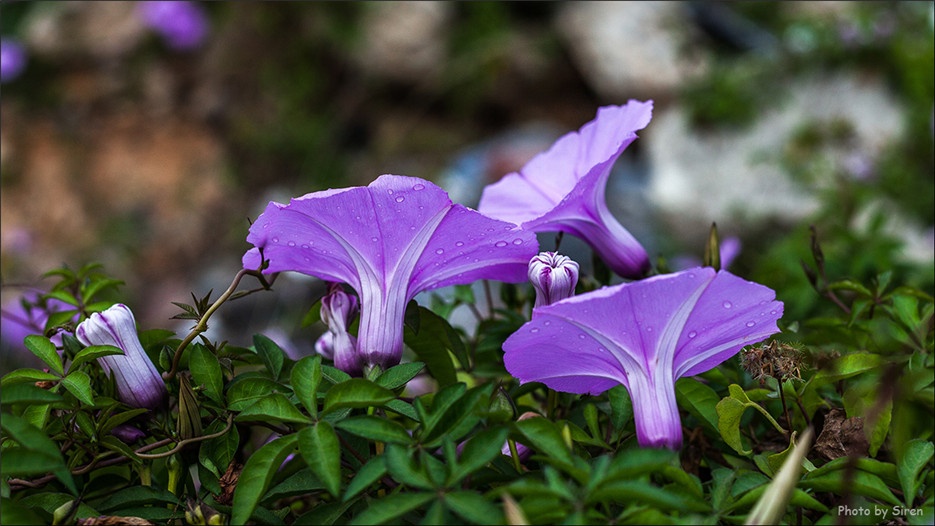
[528, 252, 579, 308]
[320, 284, 361, 375]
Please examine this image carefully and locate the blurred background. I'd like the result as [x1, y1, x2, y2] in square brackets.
[2, 1, 933, 367]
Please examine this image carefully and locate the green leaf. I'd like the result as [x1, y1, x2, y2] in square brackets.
[716, 397, 751, 455]
[800, 469, 901, 506]
[1, 368, 61, 387]
[344, 457, 388, 502]
[98, 408, 148, 437]
[375, 362, 425, 391]
[349, 491, 434, 525]
[445, 491, 502, 525]
[403, 306, 460, 387]
[448, 427, 510, 485]
[897, 440, 934, 507]
[235, 393, 311, 425]
[590, 480, 710, 513]
[383, 444, 434, 490]
[0, 383, 63, 406]
[607, 385, 633, 432]
[227, 376, 285, 411]
[335, 415, 412, 445]
[61, 370, 95, 406]
[0, 497, 46, 525]
[69, 344, 123, 371]
[321, 365, 352, 385]
[815, 352, 884, 382]
[384, 399, 420, 422]
[322, 378, 395, 414]
[264, 469, 326, 502]
[516, 417, 573, 466]
[24, 335, 63, 376]
[297, 422, 342, 498]
[0, 414, 77, 494]
[95, 485, 179, 511]
[295, 500, 354, 526]
[254, 334, 285, 381]
[189, 345, 224, 405]
[421, 384, 490, 446]
[231, 433, 298, 525]
[199, 418, 240, 478]
[292, 355, 323, 418]
[675, 378, 721, 433]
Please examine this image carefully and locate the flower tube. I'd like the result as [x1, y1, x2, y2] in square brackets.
[503, 267, 782, 449]
[244, 174, 538, 372]
[528, 252, 579, 308]
[479, 101, 653, 279]
[75, 304, 166, 409]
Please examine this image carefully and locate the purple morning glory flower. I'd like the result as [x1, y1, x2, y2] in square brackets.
[138, 1, 209, 51]
[528, 252, 579, 308]
[1, 38, 28, 84]
[478, 101, 653, 279]
[503, 267, 783, 449]
[1, 291, 72, 348]
[243, 174, 538, 372]
[75, 304, 167, 409]
[319, 283, 362, 375]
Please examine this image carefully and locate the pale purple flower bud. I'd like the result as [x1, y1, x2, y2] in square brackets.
[320, 284, 362, 375]
[528, 252, 579, 308]
[75, 304, 167, 409]
[0, 38, 28, 83]
[138, 1, 209, 51]
[314, 331, 335, 360]
[111, 424, 146, 444]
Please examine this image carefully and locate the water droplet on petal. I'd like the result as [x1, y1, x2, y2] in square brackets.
[512, 238, 524, 245]
[395, 196, 405, 203]
[530, 328, 539, 333]
[495, 241, 508, 247]
[544, 320, 551, 326]
[387, 189, 394, 195]
[723, 301, 732, 309]
[413, 183, 425, 191]
[646, 326, 653, 332]
[272, 237, 280, 243]
[769, 310, 777, 315]
[688, 331, 697, 338]
[578, 334, 586, 339]
[688, 273, 696, 279]
[371, 237, 379, 242]
[746, 321, 756, 327]
[287, 241, 295, 247]
[455, 241, 464, 247]
[301, 244, 309, 249]
[435, 248, 444, 255]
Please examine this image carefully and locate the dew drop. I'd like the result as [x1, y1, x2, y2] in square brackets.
[769, 310, 777, 315]
[303, 257, 310, 262]
[688, 273, 696, 279]
[395, 196, 405, 203]
[387, 189, 394, 195]
[435, 248, 444, 255]
[287, 241, 296, 247]
[578, 334, 586, 339]
[646, 326, 653, 333]
[271, 237, 280, 243]
[413, 184, 425, 191]
[301, 244, 309, 249]
[688, 331, 697, 338]
[355, 215, 362, 220]
[495, 241, 508, 247]
[530, 328, 540, 333]
[723, 301, 732, 309]
[455, 241, 464, 247]
[746, 321, 756, 327]
[544, 320, 551, 326]
[512, 238, 524, 245]
[371, 237, 379, 242]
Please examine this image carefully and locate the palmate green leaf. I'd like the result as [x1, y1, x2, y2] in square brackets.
[516, 416, 573, 467]
[444, 491, 502, 525]
[264, 469, 326, 502]
[814, 351, 884, 383]
[231, 433, 298, 525]
[1, 368, 61, 387]
[727, 486, 829, 515]
[295, 500, 354, 526]
[448, 427, 510, 485]
[800, 469, 901, 506]
[421, 384, 491, 447]
[0, 414, 77, 494]
[344, 456, 389, 502]
[254, 333, 285, 381]
[227, 376, 285, 411]
[235, 393, 311, 425]
[348, 491, 434, 525]
[375, 362, 425, 391]
[94, 485, 179, 512]
[322, 378, 395, 414]
[675, 377, 721, 433]
[292, 355, 323, 418]
[384, 399, 420, 422]
[335, 415, 412, 445]
[189, 344, 224, 405]
[69, 344, 123, 371]
[0, 383, 63, 406]
[199, 418, 240, 478]
[589, 479, 710, 514]
[607, 385, 633, 432]
[0, 497, 45, 525]
[298, 422, 342, 498]
[383, 444, 434, 490]
[24, 335, 64, 376]
[18, 492, 99, 520]
[403, 306, 460, 387]
[61, 370, 95, 406]
[897, 439, 935, 507]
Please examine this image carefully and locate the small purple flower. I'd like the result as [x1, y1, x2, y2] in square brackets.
[528, 252, 579, 308]
[479, 101, 653, 279]
[670, 236, 742, 272]
[503, 267, 782, 449]
[1, 291, 72, 347]
[138, 1, 209, 51]
[111, 424, 147, 444]
[0, 38, 27, 83]
[75, 304, 167, 409]
[243, 174, 538, 372]
[319, 283, 361, 375]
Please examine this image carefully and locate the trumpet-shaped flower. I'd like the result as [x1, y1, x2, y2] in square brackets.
[503, 267, 782, 449]
[528, 252, 579, 308]
[243, 174, 537, 372]
[478, 101, 653, 279]
[75, 304, 167, 409]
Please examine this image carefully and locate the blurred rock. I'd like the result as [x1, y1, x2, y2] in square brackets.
[645, 73, 904, 242]
[24, 2, 146, 61]
[355, 2, 452, 84]
[556, 2, 706, 101]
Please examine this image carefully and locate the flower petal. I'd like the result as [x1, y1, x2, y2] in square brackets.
[479, 101, 653, 278]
